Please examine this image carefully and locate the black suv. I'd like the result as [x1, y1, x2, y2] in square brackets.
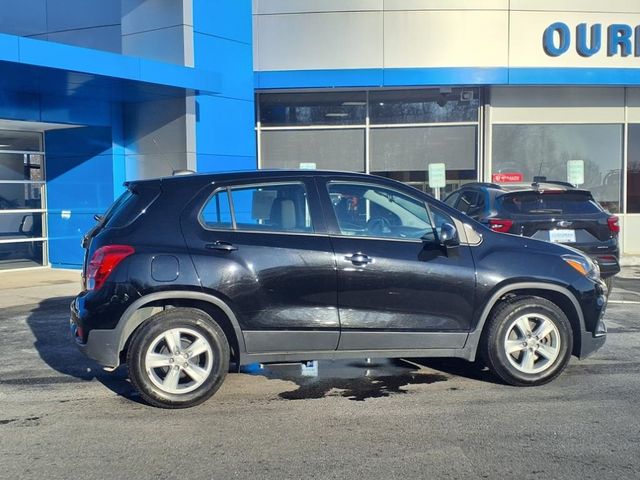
[444, 182, 620, 290]
[71, 171, 608, 408]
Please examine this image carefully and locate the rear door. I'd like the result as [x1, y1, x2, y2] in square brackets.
[318, 177, 476, 351]
[181, 177, 340, 354]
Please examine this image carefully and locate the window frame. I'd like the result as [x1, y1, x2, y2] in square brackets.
[198, 181, 318, 236]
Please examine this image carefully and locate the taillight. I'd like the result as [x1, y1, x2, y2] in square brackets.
[488, 219, 513, 233]
[86, 245, 135, 291]
[607, 215, 620, 234]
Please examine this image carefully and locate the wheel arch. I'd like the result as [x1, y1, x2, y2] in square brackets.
[466, 282, 585, 360]
[116, 291, 246, 368]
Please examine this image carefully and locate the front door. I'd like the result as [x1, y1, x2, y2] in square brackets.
[182, 178, 339, 354]
[318, 178, 476, 351]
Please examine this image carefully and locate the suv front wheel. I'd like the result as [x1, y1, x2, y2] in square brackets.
[127, 308, 230, 408]
[481, 296, 573, 386]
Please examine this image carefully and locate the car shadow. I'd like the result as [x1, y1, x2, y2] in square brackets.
[406, 358, 503, 385]
[25, 296, 142, 403]
[241, 358, 451, 401]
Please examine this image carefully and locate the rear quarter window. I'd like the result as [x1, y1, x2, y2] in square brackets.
[103, 184, 160, 229]
[497, 192, 602, 215]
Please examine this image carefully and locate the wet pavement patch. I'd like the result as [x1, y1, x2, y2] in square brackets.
[279, 372, 448, 401]
[242, 359, 449, 401]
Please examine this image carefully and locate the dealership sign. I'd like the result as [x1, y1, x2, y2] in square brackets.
[492, 172, 523, 183]
[543, 22, 640, 57]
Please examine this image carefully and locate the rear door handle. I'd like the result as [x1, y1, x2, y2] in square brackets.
[205, 241, 238, 252]
[345, 253, 373, 265]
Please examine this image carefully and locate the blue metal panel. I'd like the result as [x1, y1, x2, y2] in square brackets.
[0, 33, 220, 93]
[255, 68, 509, 89]
[194, 34, 253, 100]
[195, 95, 255, 157]
[41, 95, 112, 126]
[508, 67, 640, 85]
[0, 91, 40, 121]
[193, 0, 252, 45]
[46, 127, 116, 267]
[255, 67, 640, 87]
[255, 68, 384, 89]
[196, 154, 256, 173]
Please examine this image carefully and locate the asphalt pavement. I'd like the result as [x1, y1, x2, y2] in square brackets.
[1, 268, 639, 479]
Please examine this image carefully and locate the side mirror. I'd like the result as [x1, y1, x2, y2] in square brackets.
[439, 222, 459, 247]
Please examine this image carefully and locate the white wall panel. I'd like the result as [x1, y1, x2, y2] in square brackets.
[254, 12, 383, 71]
[253, 0, 382, 15]
[490, 87, 625, 123]
[511, 0, 640, 14]
[384, 0, 508, 11]
[383, 10, 508, 68]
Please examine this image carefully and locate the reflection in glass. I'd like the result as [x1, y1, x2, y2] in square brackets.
[370, 125, 478, 192]
[261, 129, 365, 172]
[0, 183, 42, 209]
[370, 88, 479, 124]
[0, 212, 43, 239]
[0, 241, 44, 270]
[0, 130, 42, 152]
[492, 124, 623, 213]
[259, 92, 366, 126]
[627, 124, 640, 213]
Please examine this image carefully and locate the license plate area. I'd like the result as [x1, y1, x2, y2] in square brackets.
[549, 229, 576, 243]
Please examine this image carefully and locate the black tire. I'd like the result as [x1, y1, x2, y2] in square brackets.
[127, 308, 230, 408]
[603, 277, 613, 296]
[480, 296, 573, 387]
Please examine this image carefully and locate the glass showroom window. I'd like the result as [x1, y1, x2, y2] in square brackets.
[0, 130, 46, 270]
[492, 124, 623, 213]
[370, 125, 478, 192]
[627, 124, 640, 213]
[369, 88, 480, 193]
[259, 91, 367, 171]
[259, 92, 366, 127]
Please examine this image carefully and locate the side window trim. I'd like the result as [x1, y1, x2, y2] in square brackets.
[199, 181, 316, 234]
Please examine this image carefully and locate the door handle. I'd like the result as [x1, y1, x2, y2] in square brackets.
[205, 241, 238, 252]
[345, 253, 373, 265]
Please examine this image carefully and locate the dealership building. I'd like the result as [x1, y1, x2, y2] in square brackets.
[1, 0, 640, 269]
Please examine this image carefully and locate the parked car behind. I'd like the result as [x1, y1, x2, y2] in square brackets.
[444, 181, 620, 291]
[71, 171, 608, 408]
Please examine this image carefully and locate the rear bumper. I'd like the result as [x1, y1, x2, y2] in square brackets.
[592, 254, 620, 278]
[70, 299, 121, 368]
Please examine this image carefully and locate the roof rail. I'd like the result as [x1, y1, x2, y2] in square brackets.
[461, 181, 503, 189]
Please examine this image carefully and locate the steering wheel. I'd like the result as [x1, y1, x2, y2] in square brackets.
[366, 217, 392, 236]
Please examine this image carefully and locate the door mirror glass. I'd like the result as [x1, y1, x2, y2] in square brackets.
[438, 222, 459, 247]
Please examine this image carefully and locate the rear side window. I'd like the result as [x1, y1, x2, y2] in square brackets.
[200, 182, 313, 233]
[102, 184, 160, 229]
[498, 192, 602, 215]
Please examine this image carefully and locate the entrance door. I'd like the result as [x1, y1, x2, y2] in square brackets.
[0, 131, 46, 270]
[318, 177, 477, 351]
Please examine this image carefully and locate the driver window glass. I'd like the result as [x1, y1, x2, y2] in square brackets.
[428, 204, 457, 240]
[327, 182, 432, 240]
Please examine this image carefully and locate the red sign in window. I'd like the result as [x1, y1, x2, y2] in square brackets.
[492, 172, 524, 183]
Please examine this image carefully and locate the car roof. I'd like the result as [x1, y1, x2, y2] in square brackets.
[124, 169, 398, 190]
[460, 181, 590, 195]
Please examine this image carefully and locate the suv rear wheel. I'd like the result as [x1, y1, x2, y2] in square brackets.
[481, 296, 573, 386]
[127, 308, 229, 408]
